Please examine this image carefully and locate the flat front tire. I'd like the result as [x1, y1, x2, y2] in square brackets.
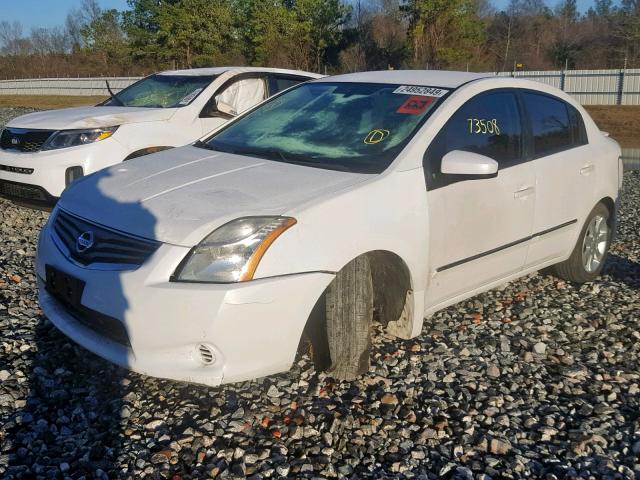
[548, 202, 611, 283]
[325, 256, 373, 381]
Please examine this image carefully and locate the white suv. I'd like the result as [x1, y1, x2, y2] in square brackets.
[0, 67, 321, 207]
[36, 71, 622, 386]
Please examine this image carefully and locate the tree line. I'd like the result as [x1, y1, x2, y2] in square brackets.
[0, 0, 638, 79]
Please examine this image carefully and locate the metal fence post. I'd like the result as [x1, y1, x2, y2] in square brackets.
[617, 69, 625, 105]
[560, 70, 566, 91]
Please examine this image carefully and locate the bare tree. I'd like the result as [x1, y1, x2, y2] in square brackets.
[65, 0, 103, 51]
[0, 21, 26, 55]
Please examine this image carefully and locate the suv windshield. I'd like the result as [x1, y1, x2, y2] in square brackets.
[200, 82, 448, 173]
[101, 74, 214, 108]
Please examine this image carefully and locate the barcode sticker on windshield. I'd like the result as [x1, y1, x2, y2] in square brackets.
[393, 85, 448, 97]
[178, 88, 203, 105]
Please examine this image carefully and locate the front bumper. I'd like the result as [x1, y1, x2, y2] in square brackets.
[36, 221, 334, 386]
[0, 178, 58, 208]
[0, 138, 128, 200]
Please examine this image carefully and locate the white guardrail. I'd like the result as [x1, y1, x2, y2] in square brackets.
[0, 77, 141, 96]
[1, 69, 640, 105]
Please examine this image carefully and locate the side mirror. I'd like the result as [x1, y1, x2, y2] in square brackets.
[215, 99, 236, 117]
[441, 150, 498, 176]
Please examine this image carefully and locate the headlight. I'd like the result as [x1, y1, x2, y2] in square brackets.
[41, 126, 118, 151]
[173, 216, 297, 283]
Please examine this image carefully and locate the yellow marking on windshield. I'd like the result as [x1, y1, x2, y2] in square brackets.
[364, 129, 390, 145]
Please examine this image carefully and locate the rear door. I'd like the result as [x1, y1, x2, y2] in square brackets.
[519, 91, 593, 266]
[424, 90, 535, 307]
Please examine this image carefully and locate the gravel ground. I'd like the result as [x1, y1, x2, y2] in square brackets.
[1, 107, 639, 479]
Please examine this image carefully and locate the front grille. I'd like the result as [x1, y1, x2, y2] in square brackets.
[1, 128, 55, 152]
[0, 179, 47, 201]
[52, 209, 160, 269]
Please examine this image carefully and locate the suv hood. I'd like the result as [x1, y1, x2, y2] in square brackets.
[7, 106, 176, 130]
[58, 146, 372, 246]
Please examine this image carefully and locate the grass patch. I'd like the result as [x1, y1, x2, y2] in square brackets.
[0, 95, 107, 109]
[584, 105, 640, 149]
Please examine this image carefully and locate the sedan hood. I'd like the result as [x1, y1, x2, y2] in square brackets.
[7, 106, 176, 130]
[58, 146, 372, 246]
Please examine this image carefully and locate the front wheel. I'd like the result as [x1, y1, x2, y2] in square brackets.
[324, 256, 373, 381]
[548, 203, 611, 283]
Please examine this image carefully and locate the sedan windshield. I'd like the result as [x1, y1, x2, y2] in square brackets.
[200, 82, 447, 173]
[101, 74, 214, 108]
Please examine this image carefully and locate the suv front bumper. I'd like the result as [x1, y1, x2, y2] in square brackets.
[0, 138, 128, 205]
[0, 178, 58, 208]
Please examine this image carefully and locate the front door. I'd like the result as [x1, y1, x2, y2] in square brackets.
[424, 90, 535, 307]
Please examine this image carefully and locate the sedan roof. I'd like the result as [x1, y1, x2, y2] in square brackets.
[158, 66, 323, 79]
[314, 70, 489, 88]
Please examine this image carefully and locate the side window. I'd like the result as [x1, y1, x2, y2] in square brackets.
[269, 75, 305, 95]
[424, 91, 522, 189]
[568, 104, 588, 146]
[522, 92, 574, 156]
[203, 77, 267, 118]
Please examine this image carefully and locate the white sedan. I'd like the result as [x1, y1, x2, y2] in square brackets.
[36, 71, 622, 386]
[0, 67, 321, 207]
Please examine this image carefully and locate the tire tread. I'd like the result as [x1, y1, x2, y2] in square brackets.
[325, 256, 373, 380]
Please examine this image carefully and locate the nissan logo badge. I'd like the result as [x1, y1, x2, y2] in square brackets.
[76, 231, 95, 253]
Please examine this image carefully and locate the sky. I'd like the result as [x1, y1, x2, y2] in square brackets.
[2, 0, 600, 31]
[2, 0, 130, 30]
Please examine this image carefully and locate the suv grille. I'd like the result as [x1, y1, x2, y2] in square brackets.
[1, 128, 55, 152]
[52, 210, 160, 269]
[0, 180, 48, 201]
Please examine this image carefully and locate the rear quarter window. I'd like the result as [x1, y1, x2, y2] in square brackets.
[522, 92, 586, 157]
[270, 76, 306, 95]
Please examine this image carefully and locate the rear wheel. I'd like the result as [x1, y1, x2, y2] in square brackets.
[324, 256, 373, 381]
[548, 203, 611, 283]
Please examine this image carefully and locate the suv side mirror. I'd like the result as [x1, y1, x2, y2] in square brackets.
[441, 150, 498, 176]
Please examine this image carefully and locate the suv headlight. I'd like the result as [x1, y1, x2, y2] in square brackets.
[42, 126, 118, 151]
[173, 216, 297, 283]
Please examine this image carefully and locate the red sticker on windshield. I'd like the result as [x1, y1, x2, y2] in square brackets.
[396, 95, 435, 115]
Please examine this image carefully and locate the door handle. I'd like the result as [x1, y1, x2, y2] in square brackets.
[514, 186, 535, 199]
[580, 163, 595, 175]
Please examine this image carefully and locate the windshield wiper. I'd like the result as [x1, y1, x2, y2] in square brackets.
[278, 159, 354, 172]
[229, 146, 356, 172]
[194, 142, 355, 172]
[194, 140, 213, 150]
[228, 146, 311, 163]
[193, 141, 235, 153]
[105, 80, 125, 106]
